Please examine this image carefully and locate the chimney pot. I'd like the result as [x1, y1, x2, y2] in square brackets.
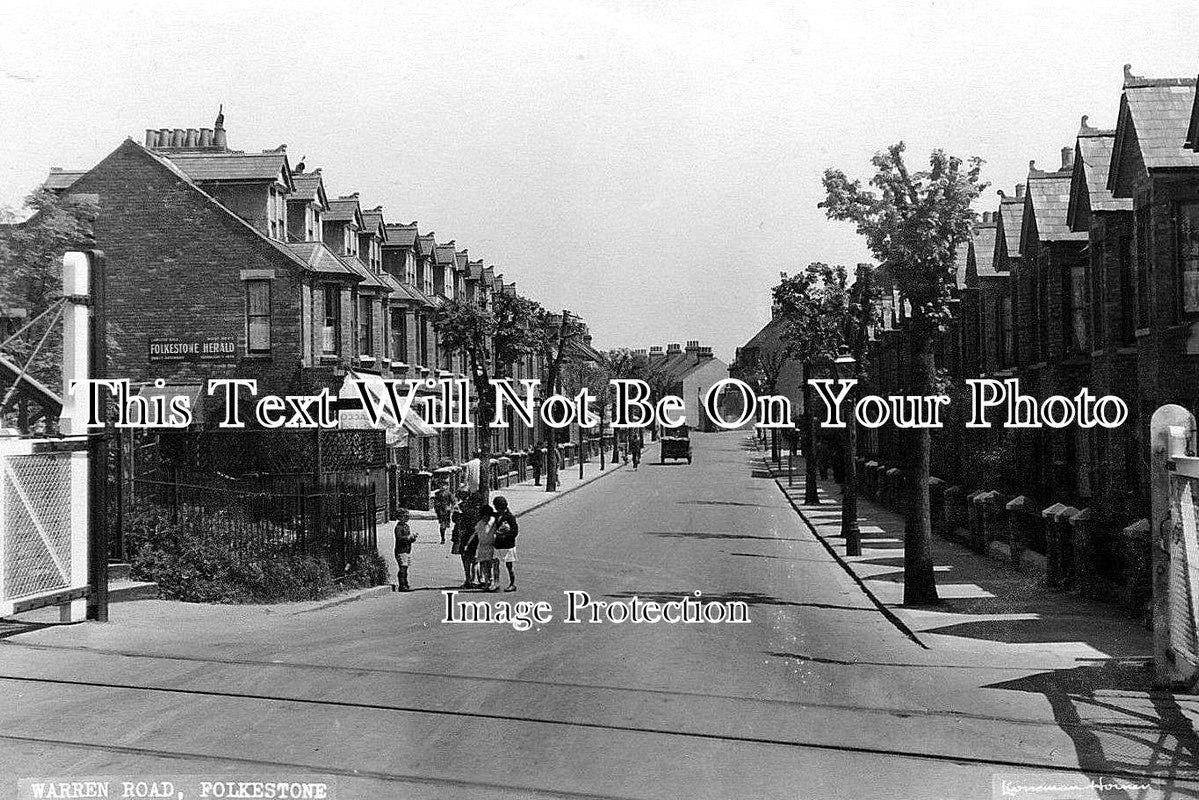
[200, 128, 213, 147]
[1061, 146, 1074, 170]
[1016, 183, 1026, 198]
[145, 129, 159, 148]
[159, 128, 171, 146]
[172, 129, 185, 147]
[185, 128, 199, 147]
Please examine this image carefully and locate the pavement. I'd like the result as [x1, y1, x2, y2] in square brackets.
[0, 432, 1197, 799]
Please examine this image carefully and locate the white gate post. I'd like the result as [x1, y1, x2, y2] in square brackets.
[1150, 403, 1198, 688]
[59, 252, 90, 622]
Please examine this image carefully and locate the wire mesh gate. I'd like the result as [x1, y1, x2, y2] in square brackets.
[0, 438, 89, 615]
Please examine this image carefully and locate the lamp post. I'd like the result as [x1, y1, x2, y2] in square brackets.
[802, 360, 820, 505]
[834, 349, 861, 556]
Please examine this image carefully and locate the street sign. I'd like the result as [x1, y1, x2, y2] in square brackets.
[147, 335, 237, 363]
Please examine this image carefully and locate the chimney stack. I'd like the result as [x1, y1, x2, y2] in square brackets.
[685, 340, 700, 352]
[698, 346, 713, 359]
[213, 105, 227, 150]
[1015, 183, 1026, 199]
[666, 343, 682, 355]
[1061, 146, 1074, 171]
[649, 346, 666, 365]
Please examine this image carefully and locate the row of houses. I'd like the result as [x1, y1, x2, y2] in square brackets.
[733, 64, 1199, 530]
[42, 109, 602, 480]
[923, 64, 1199, 519]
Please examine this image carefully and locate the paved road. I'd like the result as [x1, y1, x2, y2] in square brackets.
[1, 432, 1196, 799]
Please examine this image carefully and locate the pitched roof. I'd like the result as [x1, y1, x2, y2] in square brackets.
[416, 233, 436, 257]
[290, 169, 326, 205]
[1026, 173, 1086, 243]
[1110, 74, 1199, 192]
[1067, 123, 1131, 231]
[972, 222, 1001, 278]
[167, 152, 291, 186]
[392, 280, 434, 308]
[43, 168, 86, 191]
[384, 222, 418, 248]
[434, 243, 457, 265]
[996, 196, 1025, 259]
[324, 196, 363, 224]
[677, 355, 727, 380]
[455, 250, 469, 271]
[338, 255, 387, 290]
[287, 241, 360, 278]
[105, 142, 313, 276]
[467, 261, 484, 280]
[360, 208, 386, 239]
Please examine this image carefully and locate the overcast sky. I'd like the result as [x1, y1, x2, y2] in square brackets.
[2, 1, 1197, 360]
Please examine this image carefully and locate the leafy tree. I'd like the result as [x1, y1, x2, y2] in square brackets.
[0, 187, 97, 428]
[529, 307, 588, 492]
[437, 290, 537, 500]
[821, 143, 984, 605]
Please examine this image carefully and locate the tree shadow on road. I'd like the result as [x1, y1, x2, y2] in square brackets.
[606, 590, 876, 613]
[677, 500, 777, 509]
[641, 530, 814, 543]
[986, 662, 1199, 796]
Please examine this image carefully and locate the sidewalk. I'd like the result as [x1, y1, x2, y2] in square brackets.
[754, 439, 1157, 667]
[378, 443, 643, 588]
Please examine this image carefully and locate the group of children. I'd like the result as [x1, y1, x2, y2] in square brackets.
[392, 488, 520, 593]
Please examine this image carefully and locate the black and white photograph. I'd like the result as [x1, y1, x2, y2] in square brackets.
[3, 2, 1199, 798]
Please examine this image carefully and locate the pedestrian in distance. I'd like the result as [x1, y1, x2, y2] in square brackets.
[473, 504, 498, 591]
[628, 433, 643, 470]
[492, 495, 519, 592]
[531, 446, 543, 486]
[432, 480, 453, 545]
[393, 508, 417, 592]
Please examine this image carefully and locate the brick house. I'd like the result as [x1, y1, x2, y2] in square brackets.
[1066, 115, 1138, 508]
[1107, 68, 1199, 451]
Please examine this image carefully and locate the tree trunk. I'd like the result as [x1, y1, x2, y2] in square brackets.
[474, 376, 493, 503]
[903, 328, 940, 605]
[803, 363, 820, 504]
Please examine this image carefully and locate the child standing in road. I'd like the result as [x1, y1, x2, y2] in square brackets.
[473, 505, 498, 591]
[393, 508, 417, 592]
[492, 495, 519, 592]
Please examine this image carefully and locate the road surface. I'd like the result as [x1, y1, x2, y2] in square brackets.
[0, 432, 1196, 799]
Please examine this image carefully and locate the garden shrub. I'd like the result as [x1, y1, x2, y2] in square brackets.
[125, 500, 384, 603]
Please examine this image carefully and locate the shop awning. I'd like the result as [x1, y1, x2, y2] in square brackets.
[339, 372, 437, 445]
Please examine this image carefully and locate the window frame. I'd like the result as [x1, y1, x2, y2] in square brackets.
[245, 279, 272, 355]
[322, 284, 341, 355]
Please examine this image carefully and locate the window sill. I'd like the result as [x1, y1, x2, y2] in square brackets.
[244, 353, 272, 360]
[319, 354, 342, 364]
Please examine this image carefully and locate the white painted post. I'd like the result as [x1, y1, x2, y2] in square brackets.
[59, 252, 90, 622]
[1150, 404, 1198, 688]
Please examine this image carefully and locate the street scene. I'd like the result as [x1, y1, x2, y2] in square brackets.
[4, 432, 1194, 799]
[4, 2, 1199, 798]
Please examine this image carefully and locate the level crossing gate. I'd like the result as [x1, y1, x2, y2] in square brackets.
[0, 252, 106, 621]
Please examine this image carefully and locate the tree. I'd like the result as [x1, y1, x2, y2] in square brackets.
[437, 291, 537, 501]
[605, 348, 651, 461]
[0, 188, 97, 385]
[821, 143, 985, 605]
[530, 308, 588, 492]
[775, 262, 880, 551]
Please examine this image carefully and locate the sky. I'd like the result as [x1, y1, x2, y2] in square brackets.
[1, 1, 1197, 362]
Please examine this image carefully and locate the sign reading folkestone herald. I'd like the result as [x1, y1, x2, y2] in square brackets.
[68, 376, 1129, 432]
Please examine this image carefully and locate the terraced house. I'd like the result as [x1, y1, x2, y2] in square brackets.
[43, 109, 601, 509]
